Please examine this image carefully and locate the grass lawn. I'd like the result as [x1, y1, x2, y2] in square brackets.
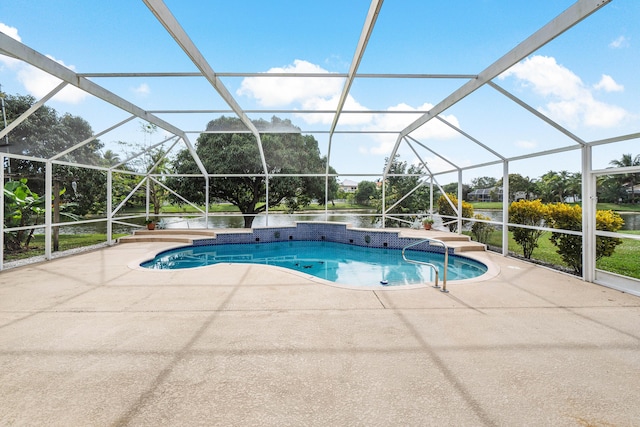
[596, 231, 640, 279]
[470, 202, 503, 210]
[476, 229, 640, 279]
[4, 233, 127, 262]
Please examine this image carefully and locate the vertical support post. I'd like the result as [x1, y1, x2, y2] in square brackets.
[502, 161, 510, 256]
[45, 161, 52, 260]
[381, 176, 386, 229]
[107, 170, 113, 245]
[145, 176, 150, 220]
[441, 248, 449, 293]
[324, 175, 329, 221]
[53, 180, 60, 252]
[265, 174, 269, 227]
[582, 145, 595, 282]
[205, 175, 210, 229]
[429, 175, 434, 216]
[457, 169, 463, 234]
[0, 153, 4, 271]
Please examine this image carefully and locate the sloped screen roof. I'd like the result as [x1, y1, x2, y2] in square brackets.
[0, 0, 638, 181]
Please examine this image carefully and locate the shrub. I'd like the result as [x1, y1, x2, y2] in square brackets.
[546, 203, 624, 274]
[595, 209, 625, 260]
[470, 214, 494, 244]
[437, 193, 473, 232]
[508, 199, 548, 259]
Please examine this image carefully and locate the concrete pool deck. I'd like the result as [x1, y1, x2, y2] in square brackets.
[1, 239, 639, 426]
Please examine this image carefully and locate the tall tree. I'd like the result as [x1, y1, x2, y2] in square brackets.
[497, 174, 537, 202]
[470, 176, 497, 190]
[354, 180, 378, 206]
[169, 116, 336, 228]
[609, 153, 640, 203]
[147, 148, 171, 215]
[376, 156, 430, 227]
[536, 170, 576, 203]
[3, 93, 106, 216]
[439, 182, 470, 200]
[4, 94, 103, 182]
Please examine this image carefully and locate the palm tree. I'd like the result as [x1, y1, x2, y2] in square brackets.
[566, 172, 582, 202]
[537, 170, 572, 203]
[102, 149, 121, 166]
[609, 153, 640, 203]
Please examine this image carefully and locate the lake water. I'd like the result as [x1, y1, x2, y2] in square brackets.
[48, 209, 640, 234]
[46, 211, 381, 235]
[163, 212, 380, 229]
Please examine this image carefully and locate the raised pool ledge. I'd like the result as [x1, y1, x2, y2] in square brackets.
[189, 222, 485, 254]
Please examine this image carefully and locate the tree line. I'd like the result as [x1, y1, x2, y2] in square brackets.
[2, 93, 338, 252]
[2, 91, 637, 255]
[351, 154, 639, 211]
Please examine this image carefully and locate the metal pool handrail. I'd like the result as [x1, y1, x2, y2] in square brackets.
[402, 238, 449, 293]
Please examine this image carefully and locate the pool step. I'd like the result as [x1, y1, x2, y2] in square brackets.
[398, 229, 486, 252]
[118, 229, 217, 244]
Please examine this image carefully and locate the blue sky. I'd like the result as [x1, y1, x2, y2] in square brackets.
[1, 0, 639, 183]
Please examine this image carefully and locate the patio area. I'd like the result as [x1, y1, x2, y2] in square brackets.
[1, 240, 639, 426]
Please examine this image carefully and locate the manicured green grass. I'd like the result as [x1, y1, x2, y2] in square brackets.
[4, 233, 127, 262]
[596, 230, 640, 279]
[470, 202, 503, 210]
[594, 203, 640, 212]
[481, 230, 566, 266]
[472, 229, 640, 278]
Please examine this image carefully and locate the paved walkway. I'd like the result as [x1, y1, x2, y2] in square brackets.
[1, 241, 639, 426]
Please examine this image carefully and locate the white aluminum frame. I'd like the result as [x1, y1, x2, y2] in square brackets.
[2, 0, 637, 292]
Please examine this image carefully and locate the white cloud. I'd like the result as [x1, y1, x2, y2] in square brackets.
[237, 59, 343, 107]
[16, 55, 87, 104]
[238, 60, 462, 157]
[368, 103, 460, 155]
[0, 22, 20, 41]
[133, 83, 151, 96]
[594, 74, 623, 92]
[0, 23, 87, 104]
[609, 35, 629, 49]
[0, 23, 22, 69]
[301, 93, 372, 125]
[499, 55, 629, 129]
[515, 139, 537, 149]
[237, 59, 375, 125]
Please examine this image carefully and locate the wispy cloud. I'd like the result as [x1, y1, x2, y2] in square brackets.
[499, 55, 629, 129]
[609, 35, 629, 49]
[515, 139, 538, 149]
[133, 83, 151, 96]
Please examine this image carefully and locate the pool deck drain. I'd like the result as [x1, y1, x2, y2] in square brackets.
[0, 239, 639, 426]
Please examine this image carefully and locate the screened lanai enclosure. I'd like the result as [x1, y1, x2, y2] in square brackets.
[0, 0, 639, 293]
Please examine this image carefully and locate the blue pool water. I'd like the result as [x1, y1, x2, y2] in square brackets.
[141, 241, 488, 287]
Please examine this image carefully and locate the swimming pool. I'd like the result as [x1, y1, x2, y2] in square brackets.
[141, 240, 488, 287]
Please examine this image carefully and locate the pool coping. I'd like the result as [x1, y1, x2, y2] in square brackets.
[128, 223, 500, 290]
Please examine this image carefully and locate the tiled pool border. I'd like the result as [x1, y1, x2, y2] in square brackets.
[192, 222, 451, 254]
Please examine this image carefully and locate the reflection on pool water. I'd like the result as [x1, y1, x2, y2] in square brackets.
[141, 241, 488, 287]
